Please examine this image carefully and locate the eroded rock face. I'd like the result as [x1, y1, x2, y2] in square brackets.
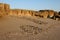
[0, 3, 60, 20]
[39, 10, 49, 18]
[4, 4, 10, 15]
[54, 11, 60, 20]
[9, 9, 37, 17]
[39, 10, 55, 19]
[59, 11, 60, 15]
[10, 9, 29, 16]
[0, 3, 10, 17]
[0, 3, 5, 17]
[48, 10, 55, 18]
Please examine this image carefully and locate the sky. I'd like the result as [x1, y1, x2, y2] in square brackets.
[0, 0, 60, 11]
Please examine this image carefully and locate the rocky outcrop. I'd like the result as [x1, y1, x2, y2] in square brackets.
[0, 3, 10, 17]
[4, 4, 10, 15]
[38, 10, 60, 20]
[38, 10, 49, 18]
[39, 10, 55, 19]
[58, 11, 60, 15]
[10, 9, 32, 16]
[9, 9, 38, 17]
[54, 11, 60, 20]
[0, 3, 60, 20]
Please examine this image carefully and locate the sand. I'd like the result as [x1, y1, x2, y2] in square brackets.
[0, 16, 60, 40]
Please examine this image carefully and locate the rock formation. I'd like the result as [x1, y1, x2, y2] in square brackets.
[54, 11, 60, 20]
[39, 10, 55, 19]
[9, 9, 35, 16]
[0, 3, 10, 17]
[0, 3, 60, 20]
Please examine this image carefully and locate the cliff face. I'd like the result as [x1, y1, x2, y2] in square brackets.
[0, 3, 60, 20]
[9, 9, 34, 16]
[4, 4, 10, 14]
[0, 3, 10, 17]
[39, 10, 55, 18]
[0, 3, 5, 17]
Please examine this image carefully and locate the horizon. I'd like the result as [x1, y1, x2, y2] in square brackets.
[0, 0, 60, 11]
